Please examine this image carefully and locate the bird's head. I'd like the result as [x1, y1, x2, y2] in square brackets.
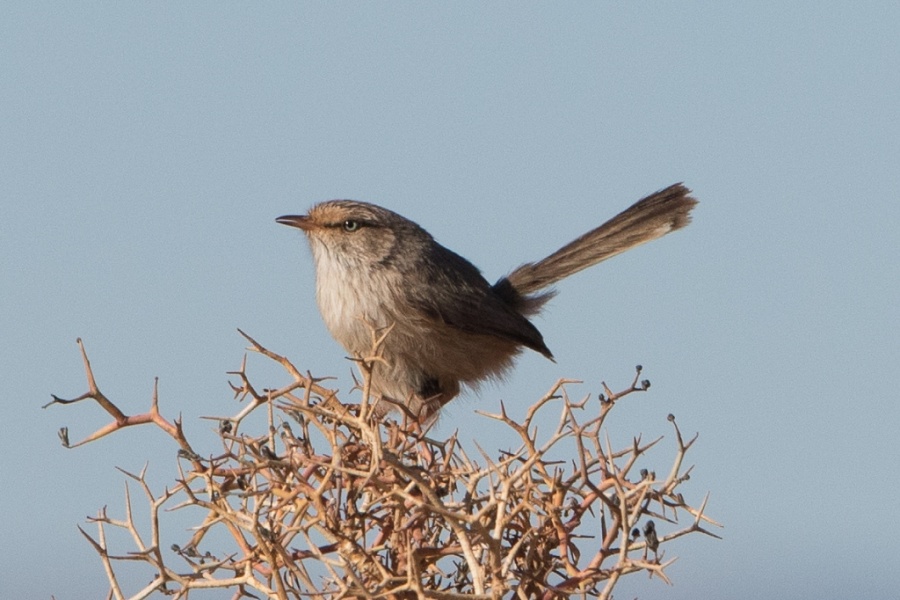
[277, 200, 436, 273]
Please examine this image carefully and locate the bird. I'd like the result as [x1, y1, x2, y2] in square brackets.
[277, 183, 696, 422]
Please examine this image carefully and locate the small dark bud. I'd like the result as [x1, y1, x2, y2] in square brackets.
[260, 444, 278, 460]
[631, 528, 640, 540]
[635, 364, 643, 373]
[58, 427, 70, 448]
[641, 379, 651, 390]
[219, 419, 233, 434]
[640, 468, 649, 479]
[598, 393, 607, 403]
[667, 413, 675, 422]
[177, 449, 202, 462]
[171, 544, 181, 553]
[643, 520, 659, 552]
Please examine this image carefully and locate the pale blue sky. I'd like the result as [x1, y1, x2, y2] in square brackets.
[2, 3, 898, 598]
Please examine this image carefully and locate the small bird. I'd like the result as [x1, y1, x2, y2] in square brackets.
[278, 184, 696, 422]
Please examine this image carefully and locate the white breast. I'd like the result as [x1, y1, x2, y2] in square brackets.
[311, 240, 394, 356]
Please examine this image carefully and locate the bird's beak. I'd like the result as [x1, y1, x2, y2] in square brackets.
[276, 214, 313, 231]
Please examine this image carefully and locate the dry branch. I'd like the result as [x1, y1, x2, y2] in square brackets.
[48, 334, 720, 599]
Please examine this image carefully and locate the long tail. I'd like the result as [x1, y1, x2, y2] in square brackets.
[499, 183, 697, 308]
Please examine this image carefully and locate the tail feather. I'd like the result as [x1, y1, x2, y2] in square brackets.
[502, 183, 697, 301]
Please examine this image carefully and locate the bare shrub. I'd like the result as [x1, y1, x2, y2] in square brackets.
[47, 331, 719, 599]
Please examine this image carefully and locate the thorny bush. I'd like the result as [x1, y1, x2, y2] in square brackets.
[47, 331, 720, 599]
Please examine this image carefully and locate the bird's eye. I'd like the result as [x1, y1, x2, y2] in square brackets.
[342, 219, 360, 232]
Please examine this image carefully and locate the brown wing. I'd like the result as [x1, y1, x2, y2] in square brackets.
[407, 242, 553, 359]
